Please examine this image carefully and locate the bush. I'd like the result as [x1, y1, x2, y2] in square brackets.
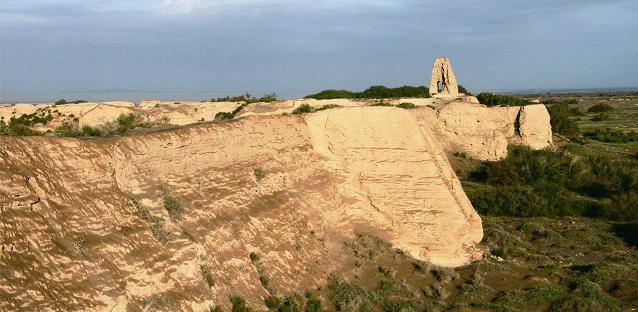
[458, 85, 472, 95]
[229, 295, 252, 312]
[1, 112, 53, 136]
[54, 122, 81, 137]
[396, 102, 416, 109]
[214, 102, 249, 121]
[591, 113, 610, 122]
[162, 193, 184, 221]
[476, 93, 530, 107]
[588, 103, 614, 113]
[569, 107, 586, 116]
[249, 252, 260, 263]
[292, 104, 313, 115]
[548, 103, 580, 137]
[327, 274, 371, 312]
[54, 99, 87, 105]
[358, 85, 429, 99]
[200, 262, 214, 287]
[116, 113, 147, 134]
[315, 104, 340, 111]
[210, 93, 277, 104]
[305, 85, 429, 100]
[465, 146, 638, 221]
[584, 129, 638, 143]
[303, 90, 355, 100]
[253, 168, 266, 182]
[81, 125, 102, 137]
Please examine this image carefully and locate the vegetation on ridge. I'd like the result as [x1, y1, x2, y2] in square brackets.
[476, 93, 530, 107]
[304, 85, 430, 100]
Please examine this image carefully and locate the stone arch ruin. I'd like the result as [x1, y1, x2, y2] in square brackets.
[429, 57, 459, 96]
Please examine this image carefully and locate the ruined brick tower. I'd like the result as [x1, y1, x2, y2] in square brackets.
[429, 57, 459, 96]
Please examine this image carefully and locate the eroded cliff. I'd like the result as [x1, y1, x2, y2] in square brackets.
[1, 107, 485, 311]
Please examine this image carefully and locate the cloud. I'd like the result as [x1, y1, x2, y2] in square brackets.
[155, 0, 203, 14]
[152, 0, 405, 15]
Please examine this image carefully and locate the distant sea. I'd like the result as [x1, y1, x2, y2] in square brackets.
[2, 87, 638, 104]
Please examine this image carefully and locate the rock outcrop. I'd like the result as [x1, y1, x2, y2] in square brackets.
[414, 101, 553, 161]
[429, 57, 459, 96]
[0, 107, 484, 311]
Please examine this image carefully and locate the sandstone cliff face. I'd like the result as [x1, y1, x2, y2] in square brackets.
[1, 98, 553, 162]
[415, 102, 553, 161]
[0, 107, 483, 311]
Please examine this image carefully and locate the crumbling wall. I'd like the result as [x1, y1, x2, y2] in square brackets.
[429, 57, 459, 96]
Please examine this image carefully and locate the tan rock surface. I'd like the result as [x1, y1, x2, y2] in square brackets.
[429, 57, 459, 96]
[306, 107, 483, 266]
[1, 107, 484, 311]
[417, 100, 553, 161]
[519, 104, 553, 149]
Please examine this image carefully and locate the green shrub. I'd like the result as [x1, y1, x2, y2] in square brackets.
[132, 199, 169, 243]
[569, 107, 586, 116]
[200, 262, 214, 287]
[371, 100, 393, 107]
[54, 122, 81, 137]
[116, 113, 145, 134]
[81, 125, 102, 137]
[476, 93, 530, 107]
[396, 102, 416, 109]
[591, 113, 610, 121]
[315, 104, 340, 111]
[253, 168, 266, 182]
[599, 192, 638, 221]
[149, 218, 168, 243]
[265, 294, 318, 312]
[327, 274, 371, 312]
[588, 103, 614, 113]
[250, 252, 260, 263]
[214, 112, 234, 121]
[292, 104, 313, 115]
[210, 93, 277, 104]
[548, 103, 580, 137]
[465, 146, 638, 221]
[214, 102, 249, 121]
[54, 99, 87, 105]
[305, 85, 429, 100]
[584, 129, 638, 143]
[259, 275, 269, 288]
[1, 112, 53, 136]
[303, 90, 355, 100]
[162, 193, 183, 221]
[357, 85, 429, 99]
[229, 295, 252, 312]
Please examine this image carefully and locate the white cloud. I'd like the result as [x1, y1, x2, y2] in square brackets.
[153, 0, 404, 15]
[155, 0, 204, 14]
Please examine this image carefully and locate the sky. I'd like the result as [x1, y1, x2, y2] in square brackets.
[1, 0, 637, 102]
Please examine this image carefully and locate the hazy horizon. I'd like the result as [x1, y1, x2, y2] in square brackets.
[2, 0, 638, 102]
[3, 86, 638, 104]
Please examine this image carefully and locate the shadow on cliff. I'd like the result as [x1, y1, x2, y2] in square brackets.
[612, 223, 638, 248]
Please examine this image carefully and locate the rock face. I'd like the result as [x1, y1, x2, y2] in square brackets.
[0, 107, 483, 311]
[518, 104, 554, 149]
[429, 57, 459, 96]
[412, 102, 553, 161]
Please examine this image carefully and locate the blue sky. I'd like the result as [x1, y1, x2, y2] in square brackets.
[1, 0, 637, 101]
